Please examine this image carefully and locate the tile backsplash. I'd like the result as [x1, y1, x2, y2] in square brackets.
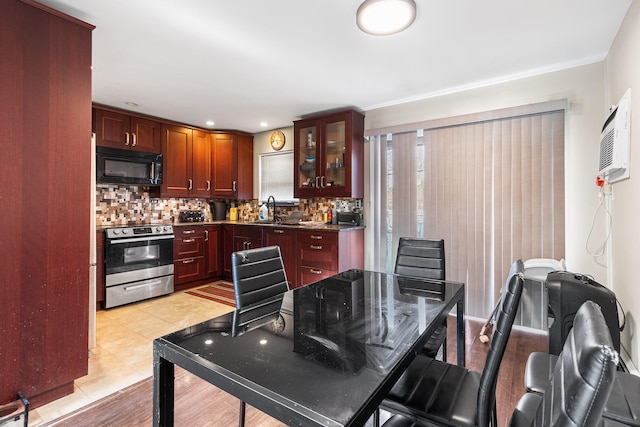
[96, 184, 361, 226]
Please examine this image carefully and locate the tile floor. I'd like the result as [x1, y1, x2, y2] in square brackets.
[29, 286, 234, 426]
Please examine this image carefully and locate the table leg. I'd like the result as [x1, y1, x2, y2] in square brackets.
[153, 350, 175, 427]
[457, 289, 465, 366]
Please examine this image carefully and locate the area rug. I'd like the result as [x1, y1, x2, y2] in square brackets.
[186, 282, 236, 308]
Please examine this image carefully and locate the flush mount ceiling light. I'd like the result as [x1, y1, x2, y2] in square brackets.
[356, 0, 417, 36]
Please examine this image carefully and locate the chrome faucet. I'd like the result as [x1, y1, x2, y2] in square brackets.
[266, 195, 277, 222]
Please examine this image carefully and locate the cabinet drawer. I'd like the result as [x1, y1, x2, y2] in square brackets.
[299, 240, 338, 270]
[174, 227, 205, 239]
[175, 236, 204, 258]
[297, 230, 338, 245]
[174, 257, 204, 284]
[298, 265, 337, 287]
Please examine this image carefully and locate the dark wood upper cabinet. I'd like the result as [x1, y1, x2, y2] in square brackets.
[161, 125, 211, 198]
[93, 108, 161, 153]
[294, 109, 364, 198]
[211, 132, 253, 199]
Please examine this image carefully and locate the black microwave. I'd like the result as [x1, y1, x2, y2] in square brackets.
[96, 146, 163, 185]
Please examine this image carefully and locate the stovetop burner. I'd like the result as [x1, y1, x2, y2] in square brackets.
[178, 210, 205, 222]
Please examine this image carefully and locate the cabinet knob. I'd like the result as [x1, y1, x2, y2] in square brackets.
[206, 180, 211, 191]
[188, 179, 193, 191]
[132, 133, 137, 147]
[125, 132, 130, 146]
[183, 238, 195, 243]
[274, 229, 284, 234]
[182, 259, 195, 264]
[310, 245, 323, 250]
[310, 235, 323, 240]
[310, 268, 322, 275]
[233, 181, 237, 192]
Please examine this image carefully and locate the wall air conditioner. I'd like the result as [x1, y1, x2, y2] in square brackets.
[599, 88, 631, 184]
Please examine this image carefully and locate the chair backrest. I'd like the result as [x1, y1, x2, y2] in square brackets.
[394, 238, 445, 280]
[477, 259, 525, 427]
[533, 300, 618, 427]
[231, 245, 289, 311]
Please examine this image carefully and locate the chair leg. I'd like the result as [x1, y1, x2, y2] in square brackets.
[239, 401, 246, 427]
[373, 408, 380, 427]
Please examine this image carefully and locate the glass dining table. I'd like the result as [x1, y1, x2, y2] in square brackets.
[153, 269, 465, 427]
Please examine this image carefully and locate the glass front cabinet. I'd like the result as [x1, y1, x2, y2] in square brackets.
[293, 109, 365, 198]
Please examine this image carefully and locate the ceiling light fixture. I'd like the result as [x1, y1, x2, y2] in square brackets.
[205, 120, 214, 126]
[356, 0, 417, 36]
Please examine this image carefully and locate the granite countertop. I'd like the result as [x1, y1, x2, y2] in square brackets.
[98, 220, 364, 231]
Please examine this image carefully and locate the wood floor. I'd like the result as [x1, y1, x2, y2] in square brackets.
[43, 317, 546, 427]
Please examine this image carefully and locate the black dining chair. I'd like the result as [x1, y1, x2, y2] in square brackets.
[509, 300, 619, 427]
[394, 238, 448, 360]
[380, 259, 525, 427]
[231, 245, 289, 427]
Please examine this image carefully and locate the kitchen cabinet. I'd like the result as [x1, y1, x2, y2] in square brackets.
[211, 132, 253, 199]
[294, 110, 364, 199]
[204, 225, 222, 277]
[93, 107, 161, 153]
[1, 0, 93, 407]
[297, 229, 364, 287]
[161, 125, 211, 198]
[222, 225, 234, 280]
[233, 225, 263, 252]
[173, 227, 206, 287]
[264, 227, 297, 289]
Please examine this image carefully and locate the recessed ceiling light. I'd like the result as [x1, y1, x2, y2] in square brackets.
[260, 122, 268, 127]
[206, 120, 215, 126]
[124, 101, 139, 107]
[357, 0, 417, 36]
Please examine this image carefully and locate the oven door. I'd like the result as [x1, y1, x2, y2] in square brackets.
[105, 235, 174, 286]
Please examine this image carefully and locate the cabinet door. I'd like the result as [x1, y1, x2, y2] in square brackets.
[94, 109, 131, 149]
[204, 225, 221, 277]
[222, 225, 234, 279]
[192, 130, 212, 198]
[264, 228, 297, 289]
[294, 120, 320, 198]
[293, 110, 364, 198]
[130, 117, 161, 153]
[161, 125, 192, 198]
[211, 133, 237, 197]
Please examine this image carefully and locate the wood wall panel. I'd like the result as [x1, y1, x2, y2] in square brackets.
[0, 0, 93, 407]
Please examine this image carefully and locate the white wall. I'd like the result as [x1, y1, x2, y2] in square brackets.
[605, 0, 640, 367]
[363, 64, 635, 344]
[252, 127, 295, 200]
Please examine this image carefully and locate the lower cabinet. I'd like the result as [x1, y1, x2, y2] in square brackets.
[173, 227, 205, 286]
[204, 225, 221, 277]
[174, 225, 222, 289]
[233, 225, 263, 251]
[264, 227, 297, 289]
[297, 229, 364, 287]
[171, 224, 363, 290]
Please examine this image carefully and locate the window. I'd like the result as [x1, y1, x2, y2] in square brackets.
[259, 151, 298, 204]
[366, 101, 566, 318]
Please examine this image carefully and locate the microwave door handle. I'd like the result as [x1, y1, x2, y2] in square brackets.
[151, 162, 155, 181]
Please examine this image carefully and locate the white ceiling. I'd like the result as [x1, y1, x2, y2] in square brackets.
[37, 0, 631, 134]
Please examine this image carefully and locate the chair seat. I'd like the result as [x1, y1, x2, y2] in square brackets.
[524, 352, 558, 394]
[382, 415, 425, 427]
[509, 393, 543, 427]
[382, 354, 481, 427]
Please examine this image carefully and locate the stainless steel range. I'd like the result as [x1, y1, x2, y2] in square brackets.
[104, 225, 174, 308]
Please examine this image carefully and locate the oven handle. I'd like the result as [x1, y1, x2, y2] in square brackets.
[123, 280, 164, 291]
[107, 235, 174, 244]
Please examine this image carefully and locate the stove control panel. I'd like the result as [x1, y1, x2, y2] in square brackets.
[105, 225, 173, 239]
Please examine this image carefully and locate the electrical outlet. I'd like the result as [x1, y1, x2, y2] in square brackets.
[354, 199, 363, 210]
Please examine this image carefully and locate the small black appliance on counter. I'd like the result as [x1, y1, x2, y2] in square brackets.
[178, 210, 205, 222]
[336, 211, 362, 226]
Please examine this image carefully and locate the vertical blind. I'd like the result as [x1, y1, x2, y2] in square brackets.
[366, 106, 565, 318]
[259, 151, 298, 203]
